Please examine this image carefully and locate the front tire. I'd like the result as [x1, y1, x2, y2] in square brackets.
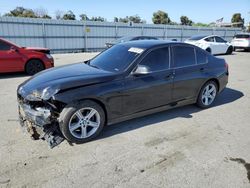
[59, 100, 105, 144]
[25, 59, 45, 75]
[206, 48, 212, 54]
[196, 81, 218, 108]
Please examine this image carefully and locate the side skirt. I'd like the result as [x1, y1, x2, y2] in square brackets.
[108, 98, 196, 125]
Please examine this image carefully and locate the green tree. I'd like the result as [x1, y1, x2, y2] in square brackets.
[118, 15, 144, 23]
[4, 7, 37, 18]
[231, 13, 244, 28]
[79, 14, 89, 21]
[180, 16, 193, 26]
[152, 10, 171, 24]
[90, 16, 105, 22]
[114, 17, 119, 22]
[62, 10, 76, 20]
[128, 15, 144, 23]
[119, 16, 129, 23]
[192, 22, 210, 27]
[34, 8, 51, 19]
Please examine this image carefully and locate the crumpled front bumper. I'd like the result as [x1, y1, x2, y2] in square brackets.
[18, 102, 64, 148]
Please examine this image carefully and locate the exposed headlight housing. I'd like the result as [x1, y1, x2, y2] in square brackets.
[25, 86, 59, 101]
[46, 54, 53, 59]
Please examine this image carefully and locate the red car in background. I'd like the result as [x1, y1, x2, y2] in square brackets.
[0, 38, 54, 75]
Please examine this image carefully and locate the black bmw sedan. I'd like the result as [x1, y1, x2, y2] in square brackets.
[17, 40, 228, 147]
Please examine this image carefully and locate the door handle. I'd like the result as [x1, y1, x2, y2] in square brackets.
[200, 67, 205, 72]
[165, 74, 174, 80]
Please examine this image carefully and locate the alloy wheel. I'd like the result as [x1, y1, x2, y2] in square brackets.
[201, 84, 217, 106]
[68, 107, 101, 139]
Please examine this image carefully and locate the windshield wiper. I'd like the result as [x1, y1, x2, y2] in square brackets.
[88, 64, 100, 69]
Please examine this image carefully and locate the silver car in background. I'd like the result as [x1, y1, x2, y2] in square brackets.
[231, 33, 250, 51]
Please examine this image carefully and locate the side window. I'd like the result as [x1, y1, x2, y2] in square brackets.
[196, 49, 208, 64]
[172, 46, 196, 68]
[140, 47, 169, 72]
[204, 37, 214, 42]
[0, 41, 11, 51]
[215, 36, 226, 43]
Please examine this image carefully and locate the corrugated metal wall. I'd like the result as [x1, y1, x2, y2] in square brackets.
[0, 17, 241, 53]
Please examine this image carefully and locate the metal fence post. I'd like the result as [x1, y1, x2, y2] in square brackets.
[42, 23, 47, 48]
[115, 23, 118, 39]
[181, 26, 184, 42]
[224, 28, 227, 38]
[141, 25, 144, 36]
[84, 21, 87, 52]
[163, 25, 167, 39]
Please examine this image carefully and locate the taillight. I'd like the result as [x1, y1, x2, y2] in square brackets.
[225, 62, 228, 69]
[225, 62, 229, 75]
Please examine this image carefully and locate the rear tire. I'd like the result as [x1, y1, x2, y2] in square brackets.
[196, 81, 218, 109]
[25, 59, 45, 75]
[226, 46, 233, 55]
[59, 100, 105, 144]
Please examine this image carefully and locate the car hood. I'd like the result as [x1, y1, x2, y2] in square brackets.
[23, 47, 50, 54]
[19, 62, 116, 96]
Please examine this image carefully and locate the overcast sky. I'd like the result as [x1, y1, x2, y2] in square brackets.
[0, 0, 249, 24]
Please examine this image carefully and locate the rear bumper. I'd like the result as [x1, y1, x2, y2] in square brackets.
[218, 72, 228, 93]
[233, 46, 250, 50]
[43, 57, 54, 69]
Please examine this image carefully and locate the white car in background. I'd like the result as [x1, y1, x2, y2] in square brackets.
[231, 33, 250, 51]
[185, 35, 233, 55]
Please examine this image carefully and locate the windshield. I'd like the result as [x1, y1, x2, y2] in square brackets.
[89, 45, 144, 72]
[188, 35, 207, 41]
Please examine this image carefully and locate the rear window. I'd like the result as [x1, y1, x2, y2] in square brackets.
[196, 49, 208, 64]
[188, 35, 207, 41]
[234, 34, 250, 39]
[172, 46, 196, 68]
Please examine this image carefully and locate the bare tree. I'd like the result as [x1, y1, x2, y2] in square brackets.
[55, 10, 64, 20]
[34, 7, 51, 19]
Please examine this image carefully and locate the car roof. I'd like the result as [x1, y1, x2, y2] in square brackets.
[234, 33, 250, 35]
[192, 34, 221, 38]
[118, 40, 182, 49]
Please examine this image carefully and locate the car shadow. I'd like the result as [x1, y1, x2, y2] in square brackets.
[214, 53, 237, 57]
[0, 72, 28, 79]
[99, 88, 244, 140]
[234, 49, 250, 53]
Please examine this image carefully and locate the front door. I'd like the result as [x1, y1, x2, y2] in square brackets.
[123, 46, 174, 116]
[0, 40, 23, 73]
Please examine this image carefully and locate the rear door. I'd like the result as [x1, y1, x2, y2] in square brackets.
[0, 40, 23, 73]
[123, 46, 174, 115]
[171, 45, 208, 101]
[204, 36, 218, 54]
[214, 36, 229, 54]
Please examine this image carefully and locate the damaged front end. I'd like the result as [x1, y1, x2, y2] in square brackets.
[17, 89, 65, 148]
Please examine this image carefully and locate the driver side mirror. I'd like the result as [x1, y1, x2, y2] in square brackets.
[10, 46, 18, 52]
[133, 65, 151, 76]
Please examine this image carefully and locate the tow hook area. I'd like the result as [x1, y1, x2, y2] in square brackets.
[18, 103, 65, 148]
[20, 118, 64, 148]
